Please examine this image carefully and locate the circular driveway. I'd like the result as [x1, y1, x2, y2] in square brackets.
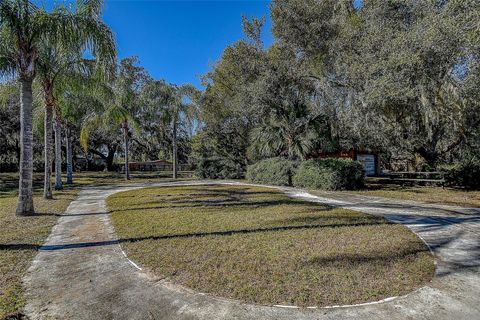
[24, 181, 480, 319]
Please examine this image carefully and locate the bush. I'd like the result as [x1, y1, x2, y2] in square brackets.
[246, 158, 298, 186]
[293, 158, 364, 190]
[195, 157, 245, 179]
[441, 159, 480, 190]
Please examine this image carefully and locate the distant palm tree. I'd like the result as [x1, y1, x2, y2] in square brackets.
[80, 57, 147, 181]
[142, 82, 199, 179]
[249, 103, 325, 160]
[0, 0, 79, 214]
[170, 84, 199, 178]
[92, 101, 138, 181]
[36, 0, 116, 194]
[60, 70, 110, 184]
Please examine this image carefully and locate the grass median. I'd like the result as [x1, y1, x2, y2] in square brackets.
[108, 184, 435, 307]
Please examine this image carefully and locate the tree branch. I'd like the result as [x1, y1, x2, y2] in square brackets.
[88, 148, 107, 160]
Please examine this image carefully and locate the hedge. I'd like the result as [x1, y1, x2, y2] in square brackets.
[293, 158, 364, 190]
[246, 157, 298, 186]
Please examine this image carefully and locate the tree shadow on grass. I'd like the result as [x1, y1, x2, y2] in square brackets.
[271, 214, 385, 225]
[109, 195, 332, 214]
[305, 248, 430, 267]
[19, 211, 109, 217]
[110, 186, 283, 202]
[0, 220, 389, 252]
[2, 216, 478, 278]
[345, 202, 480, 216]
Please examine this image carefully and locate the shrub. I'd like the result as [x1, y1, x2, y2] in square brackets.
[293, 158, 364, 190]
[246, 158, 298, 186]
[441, 159, 480, 190]
[195, 157, 245, 179]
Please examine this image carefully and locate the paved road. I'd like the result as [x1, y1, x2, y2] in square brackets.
[24, 181, 480, 320]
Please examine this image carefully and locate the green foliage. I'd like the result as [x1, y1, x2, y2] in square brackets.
[442, 158, 480, 190]
[247, 45, 333, 160]
[293, 158, 364, 190]
[195, 157, 244, 180]
[246, 157, 298, 186]
[270, 0, 480, 168]
[191, 131, 245, 179]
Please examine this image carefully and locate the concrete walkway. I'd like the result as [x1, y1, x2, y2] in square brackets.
[23, 181, 480, 320]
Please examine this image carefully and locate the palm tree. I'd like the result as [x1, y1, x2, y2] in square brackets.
[65, 123, 74, 184]
[0, 0, 115, 214]
[36, 0, 116, 195]
[0, 1, 56, 214]
[249, 102, 326, 161]
[142, 82, 199, 179]
[58, 66, 107, 185]
[170, 84, 199, 179]
[80, 57, 147, 181]
[0, 0, 40, 214]
[92, 103, 138, 181]
[61, 88, 103, 184]
[114, 58, 148, 180]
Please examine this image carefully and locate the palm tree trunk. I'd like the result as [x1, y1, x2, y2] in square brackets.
[66, 126, 73, 184]
[172, 116, 178, 179]
[43, 104, 53, 199]
[16, 79, 35, 215]
[123, 122, 130, 180]
[54, 114, 63, 190]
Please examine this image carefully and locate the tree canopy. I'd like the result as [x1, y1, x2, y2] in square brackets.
[1, 0, 479, 187]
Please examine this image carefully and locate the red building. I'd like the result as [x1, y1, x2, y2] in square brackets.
[128, 160, 173, 172]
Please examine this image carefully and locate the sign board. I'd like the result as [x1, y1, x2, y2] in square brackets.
[356, 154, 376, 176]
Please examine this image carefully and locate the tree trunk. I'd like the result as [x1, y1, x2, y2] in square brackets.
[43, 104, 53, 199]
[172, 116, 178, 179]
[106, 145, 117, 171]
[415, 147, 438, 168]
[16, 79, 35, 215]
[88, 146, 117, 171]
[66, 126, 73, 184]
[123, 122, 130, 180]
[54, 114, 63, 190]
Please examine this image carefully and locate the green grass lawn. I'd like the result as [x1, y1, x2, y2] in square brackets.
[0, 186, 79, 318]
[108, 185, 435, 307]
[354, 181, 480, 208]
[0, 171, 192, 319]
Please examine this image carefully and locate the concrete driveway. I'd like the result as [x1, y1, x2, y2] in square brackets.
[23, 181, 480, 319]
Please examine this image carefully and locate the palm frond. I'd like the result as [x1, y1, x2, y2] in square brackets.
[76, 0, 104, 18]
[33, 0, 116, 77]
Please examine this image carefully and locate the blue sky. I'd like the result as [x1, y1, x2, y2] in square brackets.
[103, 0, 274, 88]
[36, 0, 362, 88]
